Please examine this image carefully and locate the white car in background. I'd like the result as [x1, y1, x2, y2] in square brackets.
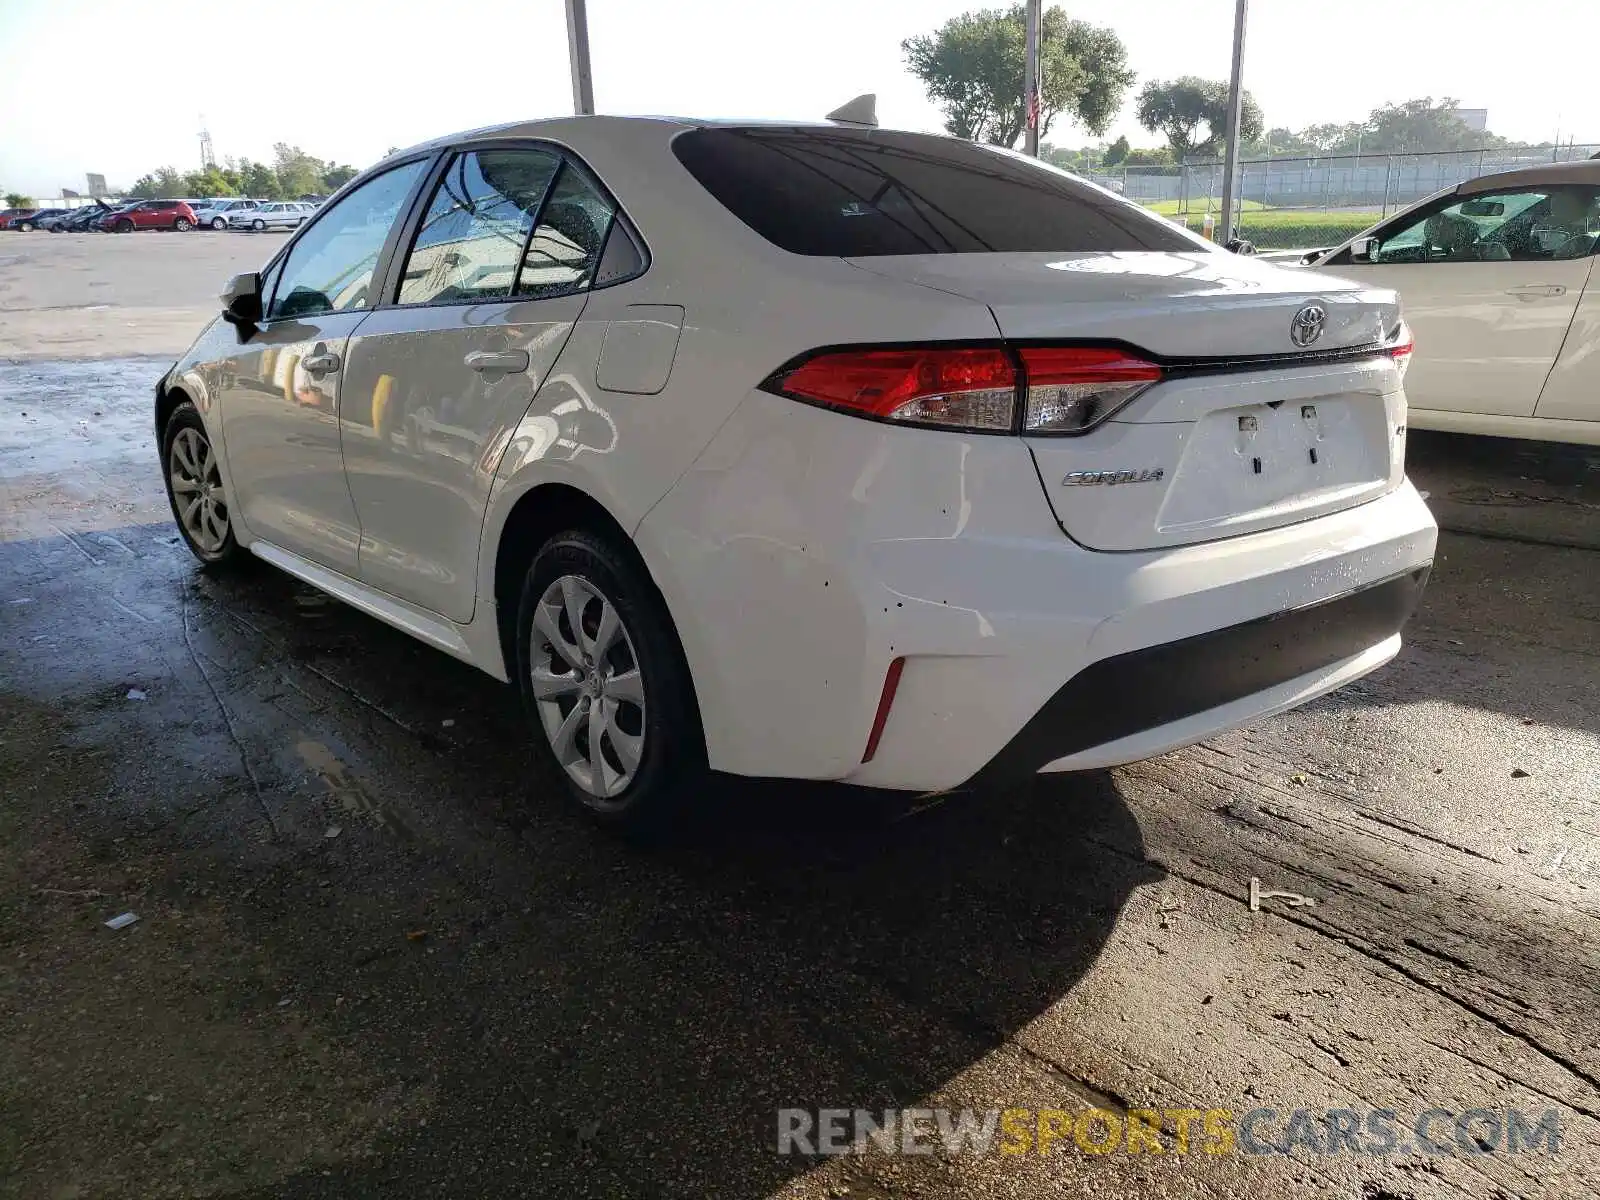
[194, 198, 261, 230]
[229, 201, 311, 231]
[155, 111, 1435, 834]
[1310, 160, 1600, 445]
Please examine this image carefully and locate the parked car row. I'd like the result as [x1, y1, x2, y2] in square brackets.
[0, 197, 323, 233]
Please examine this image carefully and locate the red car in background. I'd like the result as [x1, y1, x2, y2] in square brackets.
[100, 200, 197, 232]
[0, 208, 40, 230]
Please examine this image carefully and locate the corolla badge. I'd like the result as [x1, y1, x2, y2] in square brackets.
[1062, 468, 1165, 486]
[1289, 304, 1327, 347]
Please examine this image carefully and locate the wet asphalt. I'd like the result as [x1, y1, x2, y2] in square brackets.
[2, 234, 1599, 1199]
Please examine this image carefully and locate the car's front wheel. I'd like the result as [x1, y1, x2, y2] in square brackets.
[161, 401, 243, 568]
[210, 216, 226, 230]
[174, 217, 192, 232]
[16, 220, 33, 232]
[115, 219, 133, 233]
[515, 530, 704, 836]
[252, 218, 266, 231]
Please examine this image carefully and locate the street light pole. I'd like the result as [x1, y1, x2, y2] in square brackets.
[1217, 0, 1248, 244]
[1023, 0, 1042, 156]
[565, 0, 595, 116]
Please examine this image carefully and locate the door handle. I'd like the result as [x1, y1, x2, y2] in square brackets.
[301, 350, 341, 374]
[464, 349, 530, 374]
[1506, 284, 1567, 299]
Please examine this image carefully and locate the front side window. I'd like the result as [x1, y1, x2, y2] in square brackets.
[268, 161, 426, 320]
[1372, 187, 1600, 263]
[398, 149, 560, 305]
[671, 127, 1194, 256]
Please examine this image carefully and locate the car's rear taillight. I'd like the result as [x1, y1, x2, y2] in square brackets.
[773, 348, 1017, 432]
[1017, 346, 1162, 435]
[767, 345, 1163, 434]
[1386, 323, 1413, 380]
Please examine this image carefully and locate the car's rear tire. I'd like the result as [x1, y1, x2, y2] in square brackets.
[211, 216, 226, 230]
[252, 218, 266, 231]
[514, 530, 704, 837]
[174, 217, 192, 232]
[161, 401, 244, 569]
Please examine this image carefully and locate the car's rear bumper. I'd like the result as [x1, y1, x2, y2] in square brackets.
[967, 565, 1426, 790]
[640, 391, 1438, 792]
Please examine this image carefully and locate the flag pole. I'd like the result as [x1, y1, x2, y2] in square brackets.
[1023, 0, 1042, 156]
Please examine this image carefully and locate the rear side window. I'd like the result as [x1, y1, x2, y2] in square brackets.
[672, 128, 1193, 257]
[516, 163, 616, 300]
[399, 149, 560, 305]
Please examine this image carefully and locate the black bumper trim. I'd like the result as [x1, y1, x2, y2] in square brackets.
[966, 565, 1430, 791]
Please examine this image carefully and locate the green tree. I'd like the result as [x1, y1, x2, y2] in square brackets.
[1338, 97, 1493, 154]
[1135, 76, 1262, 160]
[4, 192, 35, 208]
[127, 167, 184, 199]
[1246, 126, 1318, 157]
[902, 5, 1135, 146]
[1102, 134, 1130, 166]
[1300, 122, 1360, 153]
[322, 163, 358, 190]
[182, 167, 238, 198]
[1122, 146, 1175, 167]
[236, 158, 281, 199]
[273, 143, 327, 198]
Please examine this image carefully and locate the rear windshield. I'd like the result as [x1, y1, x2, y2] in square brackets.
[671, 127, 1194, 257]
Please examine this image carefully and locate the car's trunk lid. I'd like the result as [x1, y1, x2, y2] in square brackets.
[848, 250, 1407, 552]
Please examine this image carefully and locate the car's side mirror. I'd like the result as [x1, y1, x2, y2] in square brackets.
[1349, 235, 1378, 263]
[220, 271, 262, 328]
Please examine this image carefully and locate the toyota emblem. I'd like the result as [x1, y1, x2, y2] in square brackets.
[1289, 304, 1327, 347]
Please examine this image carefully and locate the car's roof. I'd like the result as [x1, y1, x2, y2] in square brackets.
[383, 113, 898, 161]
[1459, 158, 1600, 194]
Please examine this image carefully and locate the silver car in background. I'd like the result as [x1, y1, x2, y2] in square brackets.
[228, 201, 311, 231]
[194, 198, 261, 230]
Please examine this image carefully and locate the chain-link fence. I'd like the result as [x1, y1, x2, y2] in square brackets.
[1086, 144, 1600, 218]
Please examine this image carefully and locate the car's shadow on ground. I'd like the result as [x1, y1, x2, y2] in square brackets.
[1, 524, 1164, 1198]
[1407, 428, 1600, 550]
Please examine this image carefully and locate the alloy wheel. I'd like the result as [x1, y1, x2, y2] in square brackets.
[211, 217, 225, 230]
[168, 426, 230, 555]
[529, 574, 647, 805]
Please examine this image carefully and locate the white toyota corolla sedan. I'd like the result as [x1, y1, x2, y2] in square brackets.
[1309, 160, 1600, 446]
[155, 111, 1437, 833]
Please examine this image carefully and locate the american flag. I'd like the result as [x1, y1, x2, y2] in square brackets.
[1026, 83, 1041, 133]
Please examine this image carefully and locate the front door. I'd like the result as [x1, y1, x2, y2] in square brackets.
[340, 147, 616, 621]
[1331, 185, 1596, 418]
[214, 159, 430, 573]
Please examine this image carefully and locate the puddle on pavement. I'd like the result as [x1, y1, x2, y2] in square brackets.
[294, 738, 415, 841]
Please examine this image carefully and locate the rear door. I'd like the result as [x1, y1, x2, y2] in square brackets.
[339, 145, 616, 622]
[1319, 185, 1596, 417]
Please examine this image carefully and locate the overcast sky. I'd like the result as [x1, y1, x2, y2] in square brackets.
[0, 0, 1592, 196]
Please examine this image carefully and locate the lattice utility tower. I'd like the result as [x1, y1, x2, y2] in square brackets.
[199, 117, 215, 170]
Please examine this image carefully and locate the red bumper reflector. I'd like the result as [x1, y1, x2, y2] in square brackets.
[861, 657, 906, 764]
